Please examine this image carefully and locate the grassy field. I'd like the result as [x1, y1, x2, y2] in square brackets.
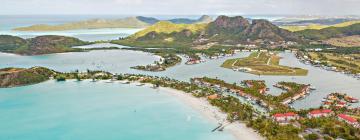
[221, 52, 308, 76]
[308, 52, 360, 73]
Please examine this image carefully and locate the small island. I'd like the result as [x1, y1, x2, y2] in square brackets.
[221, 52, 308, 76]
[131, 53, 181, 72]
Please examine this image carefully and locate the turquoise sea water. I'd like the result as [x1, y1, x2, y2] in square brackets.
[0, 80, 235, 140]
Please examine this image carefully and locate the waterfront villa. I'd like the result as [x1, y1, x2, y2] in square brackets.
[272, 112, 299, 123]
[281, 86, 310, 105]
[307, 109, 333, 118]
[186, 58, 201, 65]
[337, 114, 360, 128]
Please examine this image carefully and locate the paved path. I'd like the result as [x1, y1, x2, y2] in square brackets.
[256, 52, 261, 58]
[266, 57, 271, 65]
[232, 59, 238, 67]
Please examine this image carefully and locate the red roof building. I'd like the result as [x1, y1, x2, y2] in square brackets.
[272, 112, 299, 123]
[338, 114, 359, 128]
[308, 109, 333, 118]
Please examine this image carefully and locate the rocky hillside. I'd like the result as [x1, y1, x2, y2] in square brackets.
[0, 35, 88, 55]
[0, 67, 56, 88]
[205, 16, 301, 43]
[116, 15, 302, 48]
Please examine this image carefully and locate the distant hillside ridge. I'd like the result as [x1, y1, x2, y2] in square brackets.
[14, 17, 150, 31]
[14, 15, 213, 31]
[295, 23, 360, 40]
[281, 20, 360, 32]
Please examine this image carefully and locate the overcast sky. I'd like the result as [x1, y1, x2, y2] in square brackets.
[1, 0, 360, 15]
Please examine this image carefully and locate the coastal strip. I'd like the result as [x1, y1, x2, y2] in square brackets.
[160, 87, 265, 140]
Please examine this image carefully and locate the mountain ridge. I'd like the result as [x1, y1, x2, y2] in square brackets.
[117, 15, 302, 48]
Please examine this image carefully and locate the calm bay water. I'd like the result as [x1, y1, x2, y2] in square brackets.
[0, 80, 235, 140]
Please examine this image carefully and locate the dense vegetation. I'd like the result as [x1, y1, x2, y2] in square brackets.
[307, 52, 360, 74]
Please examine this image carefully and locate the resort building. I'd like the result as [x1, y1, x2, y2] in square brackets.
[307, 109, 333, 118]
[272, 112, 299, 123]
[337, 114, 360, 128]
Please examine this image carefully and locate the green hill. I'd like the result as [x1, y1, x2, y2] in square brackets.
[0, 35, 88, 55]
[13, 16, 213, 31]
[128, 21, 207, 40]
[0, 35, 27, 52]
[0, 67, 56, 88]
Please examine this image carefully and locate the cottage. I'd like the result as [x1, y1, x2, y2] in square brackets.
[308, 109, 333, 118]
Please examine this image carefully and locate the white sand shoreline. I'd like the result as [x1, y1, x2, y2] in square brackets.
[158, 86, 265, 140]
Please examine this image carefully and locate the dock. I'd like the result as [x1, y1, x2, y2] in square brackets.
[211, 123, 223, 132]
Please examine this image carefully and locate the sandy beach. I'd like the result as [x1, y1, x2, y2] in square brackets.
[159, 87, 265, 140]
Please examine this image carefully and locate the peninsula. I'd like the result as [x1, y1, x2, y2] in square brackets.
[221, 52, 308, 76]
